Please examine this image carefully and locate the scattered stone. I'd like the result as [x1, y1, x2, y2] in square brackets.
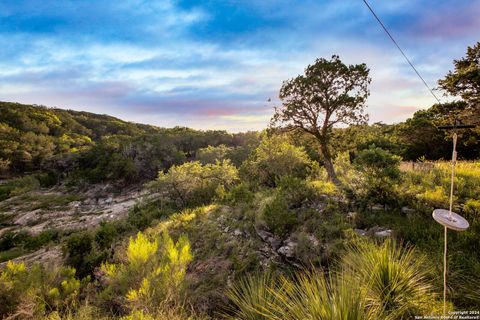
[223, 226, 230, 233]
[354, 228, 367, 236]
[277, 238, 297, 258]
[371, 204, 384, 211]
[233, 229, 243, 237]
[306, 234, 320, 247]
[374, 229, 393, 238]
[71, 201, 82, 208]
[256, 229, 282, 250]
[347, 211, 357, 220]
[401, 206, 415, 214]
[257, 229, 274, 242]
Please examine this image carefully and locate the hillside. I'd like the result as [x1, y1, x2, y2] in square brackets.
[0, 100, 478, 319]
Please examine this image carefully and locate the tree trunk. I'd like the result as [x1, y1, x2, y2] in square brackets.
[319, 142, 342, 187]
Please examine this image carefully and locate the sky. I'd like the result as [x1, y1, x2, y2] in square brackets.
[0, 0, 478, 132]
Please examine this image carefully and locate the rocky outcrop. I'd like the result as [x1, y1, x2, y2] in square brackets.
[277, 237, 297, 258]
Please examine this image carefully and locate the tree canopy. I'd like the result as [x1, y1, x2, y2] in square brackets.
[438, 41, 480, 115]
[271, 55, 371, 185]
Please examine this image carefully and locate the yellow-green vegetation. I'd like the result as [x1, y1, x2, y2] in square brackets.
[0, 135, 478, 319]
[353, 160, 480, 308]
[99, 231, 192, 315]
[0, 261, 81, 318]
[227, 239, 444, 320]
[240, 135, 314, 187]
[400, 161, 480, 211]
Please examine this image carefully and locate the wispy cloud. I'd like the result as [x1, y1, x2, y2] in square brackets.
[0, 0, 477, 131]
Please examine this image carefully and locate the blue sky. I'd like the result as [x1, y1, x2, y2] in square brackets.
[0, 0, 478, 132]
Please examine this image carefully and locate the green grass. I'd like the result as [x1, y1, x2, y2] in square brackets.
[0, 247, 26, 262]
[0, 193, 84, 213]
[399, 161, 480, 210]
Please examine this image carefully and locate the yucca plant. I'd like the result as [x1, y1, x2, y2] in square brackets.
[227, 239, 446, 320]
[274, 271, 371, 320]
[225, 273, 283, 320]
[226, 270, 372, 320]
[341, 239, 442, 319]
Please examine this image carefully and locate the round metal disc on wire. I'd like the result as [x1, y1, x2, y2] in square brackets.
[432, 209, 469, 231]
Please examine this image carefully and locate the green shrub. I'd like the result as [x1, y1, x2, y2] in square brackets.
[225, 182, 254, 205]
[95, 222, 118, 250]
[276, 176, 317, 208]
[227, 239, 443, 320]
[353, 147, 401, 204]
[225, 273, 281, 320]
[240, 135, 313, 187]
[262, 195, 297, 237]
[464, 199, 480, 215]
[23, 229, 60, 250]
[0, 261, 81, 318]
[0, 175, 40, 201]
[100, 231, 193, 314]
[148, 160, 239, 208]
[342, 239, 443, 318]
[196, 144, 233, 164]
[309, 180, 338, 196]
[64, 232, 105, 279]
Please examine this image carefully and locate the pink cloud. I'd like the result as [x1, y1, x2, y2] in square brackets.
[410, 2, 480, 39]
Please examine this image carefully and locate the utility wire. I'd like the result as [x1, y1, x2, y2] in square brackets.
[362, 0, 442, 104]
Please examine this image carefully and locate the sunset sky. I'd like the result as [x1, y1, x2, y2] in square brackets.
[0, 0, 478, 131]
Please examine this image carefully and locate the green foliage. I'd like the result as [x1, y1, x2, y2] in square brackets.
[100, 231, 193, 314]
[399, 161, 480, 211]
[275, 176, 317, 208]
[64, 232, 105, 279]
[438, 41, 480, 108]
[149, 160, 239, 208]
[342, 239, 443, 319]
[196, 144, 233, 164]
[0, 230, 59, 256]
[465, 199, 480, 215]
[262, 195, 297, 237]
[272, 55, 371, 185]
[0, 175, 40, 201]
[95, 221, 119, 250]
[240, 136, 312, 187]
[225, 273, 281, 320]
[227, 239, 442, 320]
[309, 180, 338, 196]
[0, 261, 81, 318]
[353, 147, 401, 204]
[224, 182, 255, 205]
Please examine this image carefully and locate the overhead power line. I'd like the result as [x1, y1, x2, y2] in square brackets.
[362, 0, 442, 104]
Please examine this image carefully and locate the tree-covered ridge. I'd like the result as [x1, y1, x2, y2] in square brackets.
[0, 101, 260, 185]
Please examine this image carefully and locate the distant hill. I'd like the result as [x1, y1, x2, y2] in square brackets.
[0, 101, 258, 183]
[0, 101, 162, 140]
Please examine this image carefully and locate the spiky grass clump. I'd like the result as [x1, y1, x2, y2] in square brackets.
[226, 239, 443, 320]
[225, 273, 282, 320]
[341, 239, 442, 319]
[226, 270, 371, 320]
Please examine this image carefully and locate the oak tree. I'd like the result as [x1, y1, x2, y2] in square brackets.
[271, 55, 371, 186]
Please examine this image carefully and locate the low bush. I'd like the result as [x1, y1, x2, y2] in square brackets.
[224, 182, 254, 205]
[353, 146, 401, 205]
[99, 231, 192, 315]
[148, 160, 239, 209]
[0, 261, 81, 318]
[0, 175, 40, 201]
[240, 136, 313, 187]
[262, 195, 297, 237]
